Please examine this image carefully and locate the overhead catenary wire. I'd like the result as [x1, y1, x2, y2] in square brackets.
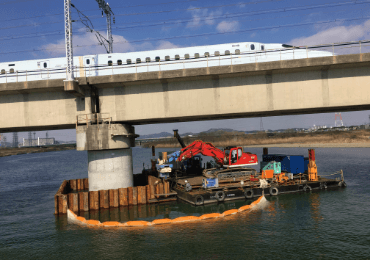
[0, 0, 199, 22]
[1, 0, 369, 40]
[0, 0, 35, 5]
[0, 6, 365, 42]
[0, 0, 278, 25]
[1, 15, 370, 56]
[0, 0, 282, 30]
[71, 3, 112, 53]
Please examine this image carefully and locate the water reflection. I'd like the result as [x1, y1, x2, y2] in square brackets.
[309, 193, 323, 224]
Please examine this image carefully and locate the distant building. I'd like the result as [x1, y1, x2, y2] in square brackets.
[23, 137, 55, 146]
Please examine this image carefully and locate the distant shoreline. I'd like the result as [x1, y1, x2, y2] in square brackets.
[141, 142, 370, 149]
[0, 144, 76, 157]
[243, 143, 370, 148]
[141, 129, 370, 149]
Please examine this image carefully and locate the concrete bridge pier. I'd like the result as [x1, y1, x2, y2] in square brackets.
[76, 123, 137, 192]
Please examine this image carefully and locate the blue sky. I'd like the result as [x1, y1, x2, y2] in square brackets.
[1, 0, 370, 141]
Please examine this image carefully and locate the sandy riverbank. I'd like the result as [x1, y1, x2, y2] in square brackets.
[0, 144, 76, 157]
[141, 129, 370, 148]
[243, 143, 370, 148]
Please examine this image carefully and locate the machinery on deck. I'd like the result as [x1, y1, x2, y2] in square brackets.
[178, 140, 258, 167]
[176, 139, 258, 184]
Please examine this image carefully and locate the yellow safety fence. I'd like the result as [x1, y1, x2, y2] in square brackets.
[67, 195, 266, 228]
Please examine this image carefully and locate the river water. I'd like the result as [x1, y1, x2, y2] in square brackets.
[0, 147, 369, 259]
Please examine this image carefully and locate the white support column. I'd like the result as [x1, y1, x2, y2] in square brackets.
[76, 123, 138, 191]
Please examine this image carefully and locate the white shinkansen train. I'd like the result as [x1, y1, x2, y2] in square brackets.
[0, 42, 332, 83]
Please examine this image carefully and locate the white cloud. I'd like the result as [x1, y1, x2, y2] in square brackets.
[216, 20, 240, 33]
[156, 41, 180, 50]
[205, 10, 223, 26]
[41, 31, 179, 57]
[290, 20, 370, 46]
[42, 32, 134, 57]
[186, 7, 222, 29]
[239, 2, 246, 8]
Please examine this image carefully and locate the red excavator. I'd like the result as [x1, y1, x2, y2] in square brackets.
[177, 140, 258, 167]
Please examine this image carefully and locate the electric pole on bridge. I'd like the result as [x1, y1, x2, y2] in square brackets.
[63, 0, 84, 97]
[95, 0, 115, 53]
[64, 0, 74, 82]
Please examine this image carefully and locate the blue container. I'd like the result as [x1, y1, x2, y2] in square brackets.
[263, 154, 305, 174]
[304, 157, 309, 173]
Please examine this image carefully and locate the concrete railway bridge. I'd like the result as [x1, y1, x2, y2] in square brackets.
[1, 53, 370, 191]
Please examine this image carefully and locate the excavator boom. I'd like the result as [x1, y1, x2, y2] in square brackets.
[178, 140, 225, 165]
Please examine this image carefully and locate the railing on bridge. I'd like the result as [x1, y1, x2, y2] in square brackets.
[76, 113, 112, 128]
[1, 40, 370, 83]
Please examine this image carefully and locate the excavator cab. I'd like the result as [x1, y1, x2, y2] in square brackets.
[224, 146, 257, 167]
[224, 147, 241, 165]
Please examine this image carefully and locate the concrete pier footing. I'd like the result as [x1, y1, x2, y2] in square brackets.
[76, 121, 137, 191]
[87, 149, 133, 191]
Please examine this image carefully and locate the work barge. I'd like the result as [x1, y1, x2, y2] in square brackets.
[54, 131, 346, 214]
[149, 148, 346, 206]
[142, 130, 347, 206]
[172, 171, 345, 206]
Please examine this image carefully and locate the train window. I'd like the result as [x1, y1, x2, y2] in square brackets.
[9, 68, 14, 73]
[261, 45, 265, 51]
[108, 60, 113, 66]
[117, 60, 122, 65]
[194, 53, 199, 58]
[146, 57, 151, 62]
[86, 59, 90, 65]
[251, 44, 255, 50]
[175, 55, 180, 60]
[165, 56, 170, 61]
[1, 69, 5, 74]
[127, 59, 132, 64]
[136, 58, 141, 63]
[185, 54, 190, 59]
[214, 51, 220, 56]
[8, 64, 15, 66]
[155, 56, 160, 62]
[204, 52, 210, 57]
[225, 50, 230, 55]
[235, 49, 240, 55]
[43, 62, 47, 68]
